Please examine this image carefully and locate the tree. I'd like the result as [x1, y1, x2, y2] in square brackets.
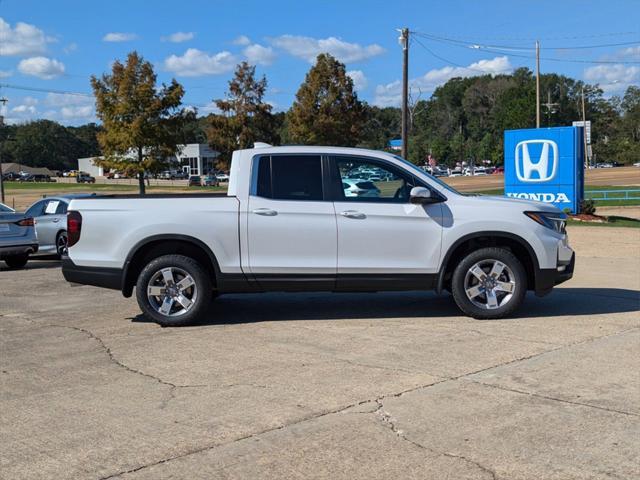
[91, 51, 189, 194]
[207, 62, 278, 168]
[0, 120, 99, 170]
[287, 53, 365, 146]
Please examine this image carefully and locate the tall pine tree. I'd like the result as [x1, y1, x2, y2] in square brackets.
[207, 62, 278, 167]
[287, 53, 364, 146]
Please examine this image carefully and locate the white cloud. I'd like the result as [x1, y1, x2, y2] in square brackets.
[60, 105, 94, 120]
[0, 69, 12, 78]
[619, 45, 640, 60]
[11, 104, 37, 115]
[163, 48, 237, 76]
[270, 35, 385, 63]
[103, 32, 137, 42]
[347, 70, 367, 91]
[373, 56, 512, 107]
[162, 31, 195, 43]
[44, 92, 93, 107]
[18, 56, 65, 79]
[584, 64, 640, 93]
[233, 35, 251, 46]
[63, 42, 78, 54]
[243, 43, 276, 66]
[0, 17, 54, 56]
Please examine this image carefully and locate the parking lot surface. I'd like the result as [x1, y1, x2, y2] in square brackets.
[1, 226, 639, 480]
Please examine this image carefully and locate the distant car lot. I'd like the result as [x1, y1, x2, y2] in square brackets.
[1, 226, 638, 479]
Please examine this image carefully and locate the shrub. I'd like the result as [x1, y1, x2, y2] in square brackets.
[580, 198, 596, 215]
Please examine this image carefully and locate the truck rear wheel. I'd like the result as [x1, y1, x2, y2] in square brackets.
[135, 254, 211, 326]
[451, 247, 526, 319]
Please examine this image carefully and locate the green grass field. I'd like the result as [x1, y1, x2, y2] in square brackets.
[470, 185, 640, 207]
[3, 181, 226, 193]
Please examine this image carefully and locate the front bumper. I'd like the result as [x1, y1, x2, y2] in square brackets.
[0, 243, 39, 258]
[534, 252, 575, 297]
[61, 256, 123, 290]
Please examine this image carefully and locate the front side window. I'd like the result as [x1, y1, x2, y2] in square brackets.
[333, 156, 420, 203]
[255, 155, 323, 201]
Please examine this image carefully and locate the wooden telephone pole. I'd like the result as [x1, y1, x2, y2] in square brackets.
[400, 28, 409, 159]
[535, 40, 541, 128]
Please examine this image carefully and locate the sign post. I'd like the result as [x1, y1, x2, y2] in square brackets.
[504, 126, 585, 214]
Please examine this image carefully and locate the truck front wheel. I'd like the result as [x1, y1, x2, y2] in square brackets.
[451, 247, 527, 319]
[135, 254, 212, 326]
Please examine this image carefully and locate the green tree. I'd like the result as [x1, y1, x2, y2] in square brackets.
[288, 53, 365, 146]
[91, 51, 189, 194]
[207, 62, 278, 168]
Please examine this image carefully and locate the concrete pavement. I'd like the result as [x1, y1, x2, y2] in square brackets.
[1, 226, 638, 479]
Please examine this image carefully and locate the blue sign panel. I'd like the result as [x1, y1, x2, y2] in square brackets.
[504, 126, 584, 213]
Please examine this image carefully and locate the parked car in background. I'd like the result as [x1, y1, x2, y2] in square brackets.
[633, 161, 640, 167]
[24, 195, 94, 257]
[492, 166, 505, 175]
[215, 172, 230, 182]
[1, 203, 38, 269]
[76, 173, 96, 184]
[188, 175, 202, 187]
[202, 175, 220, 187]
[18, 173, 53, 182]
[342, 178, 381, 197]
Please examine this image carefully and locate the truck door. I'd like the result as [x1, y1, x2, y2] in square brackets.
[329, 156, 443, 288]
[247, 155, 337, 283]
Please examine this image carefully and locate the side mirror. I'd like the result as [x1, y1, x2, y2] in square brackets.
[410, 186, 440, 204]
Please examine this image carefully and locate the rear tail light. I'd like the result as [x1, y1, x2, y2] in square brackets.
[16, 217, 35, 227]
[67, 211, 82, 248]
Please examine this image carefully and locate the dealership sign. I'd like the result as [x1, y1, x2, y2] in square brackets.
[504, 126, 584, 213]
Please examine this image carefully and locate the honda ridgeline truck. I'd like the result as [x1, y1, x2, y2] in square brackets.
[62, 144, 574, 326]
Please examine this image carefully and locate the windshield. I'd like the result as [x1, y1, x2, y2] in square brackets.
[391, 155, 461, 195]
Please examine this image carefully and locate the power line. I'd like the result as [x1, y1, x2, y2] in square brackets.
[412, 32, 640, 64]
[411, 30, 639, 43]
[0, 83, 93, 97]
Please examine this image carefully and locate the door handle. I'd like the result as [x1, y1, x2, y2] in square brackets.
[252, 208, 278, 216]
[340, 210, 366, 219]
[52, 218, 60, 223]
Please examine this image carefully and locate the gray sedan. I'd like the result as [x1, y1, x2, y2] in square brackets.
[1, 202, 38, 268]
[25, 195, 94, 257]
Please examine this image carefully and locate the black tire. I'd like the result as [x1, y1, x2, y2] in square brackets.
[5, 255, 28, 269]
[56, 230, 68, 257]
[135, 254, 212, 327]
[451, 247, 527, 319]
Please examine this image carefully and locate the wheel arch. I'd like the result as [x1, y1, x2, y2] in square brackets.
[121, 234, 221, 297]
[437, 231, 540, 294]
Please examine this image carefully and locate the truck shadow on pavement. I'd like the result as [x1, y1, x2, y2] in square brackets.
[130, 287, 639, 326]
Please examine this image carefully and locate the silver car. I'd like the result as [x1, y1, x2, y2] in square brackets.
[1, 202, 38, 268]
[25, 195, 94, 257]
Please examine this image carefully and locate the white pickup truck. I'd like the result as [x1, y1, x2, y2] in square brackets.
[62, 144, 574, 326]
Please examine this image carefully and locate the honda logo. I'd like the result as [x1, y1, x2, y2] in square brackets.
[515, 140, 558, 183]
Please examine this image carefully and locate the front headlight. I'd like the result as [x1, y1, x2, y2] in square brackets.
[524, 211, 567, 234]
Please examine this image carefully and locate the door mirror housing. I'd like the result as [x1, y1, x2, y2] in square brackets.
[410, 186, 442, 204]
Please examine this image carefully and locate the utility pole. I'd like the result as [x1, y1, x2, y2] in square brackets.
[400, 28, 409, 159]
[0, 96, 7, 204]
[542, 90, 558, 126]
[535, 40, 541, 128]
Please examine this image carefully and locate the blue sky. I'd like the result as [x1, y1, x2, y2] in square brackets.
[1, 0, 638, 125]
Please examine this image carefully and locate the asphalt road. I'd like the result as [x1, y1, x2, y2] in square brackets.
[1, 226, 639, 479]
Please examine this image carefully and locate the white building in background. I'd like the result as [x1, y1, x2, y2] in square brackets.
[175, 144, 219, 176]
[77, 144, 220, 177]
[78, 156, 104, 177]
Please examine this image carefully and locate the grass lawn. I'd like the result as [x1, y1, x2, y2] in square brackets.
[3, 181, 226, 193]
[470, 185, 640, 207]
[567, 216, 640, 228]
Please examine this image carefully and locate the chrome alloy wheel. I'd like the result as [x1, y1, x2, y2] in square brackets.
[463, 259, 516, 310]
[57, 232, 68, 256]
[146, 267, 198, 317]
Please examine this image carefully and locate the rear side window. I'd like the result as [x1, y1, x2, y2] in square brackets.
[256, 155, 323, 201]
[25, 200, 45, 218]
[55, 201, 68, 215]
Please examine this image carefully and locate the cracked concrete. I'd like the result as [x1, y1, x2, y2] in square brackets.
[1, 226, 639, 479]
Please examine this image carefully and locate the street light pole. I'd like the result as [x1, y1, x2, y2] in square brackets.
[535, 40, 541, 128]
